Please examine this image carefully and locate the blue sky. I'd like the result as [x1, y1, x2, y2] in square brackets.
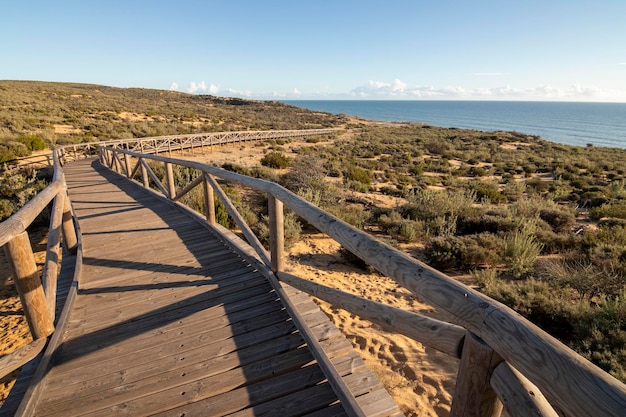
[2, 1, 625, 102]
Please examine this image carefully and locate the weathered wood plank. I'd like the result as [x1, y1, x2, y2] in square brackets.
[150, 365, 329, 417]
[43, 314, 298, 397]
[64, 284, 278, 338]
[38, 348, 316, 417]
[71, 267, 264, 319]
[40, 330, 306, 410]
[226, 383, 340, 417]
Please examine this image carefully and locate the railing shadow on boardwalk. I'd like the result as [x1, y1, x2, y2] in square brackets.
[42, 159, 343, 416]
[52, 161, 273, 362]
[1, 130, 626, 417]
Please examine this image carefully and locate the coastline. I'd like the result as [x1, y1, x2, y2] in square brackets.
[283, 100, 626, 149]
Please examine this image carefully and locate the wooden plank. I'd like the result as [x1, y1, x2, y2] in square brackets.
[76, 250, 249, 289]
[40, 330, 306, 409]
[303, 404, 348, 417]
[42, 313, 297, 397]
[149, 365, 328, 417]
[71, 266, 264, 318]
[64, 283, 277, 338]
[37, 348, 316, 417]
[225, 383, 339, 417]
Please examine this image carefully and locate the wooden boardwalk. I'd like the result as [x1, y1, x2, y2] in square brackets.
[25, 159, 401, 416]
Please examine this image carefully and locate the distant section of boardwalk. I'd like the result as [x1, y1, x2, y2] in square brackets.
[29, 158, 401, 416]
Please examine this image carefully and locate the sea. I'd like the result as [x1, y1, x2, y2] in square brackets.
[283, 100, 626, 149]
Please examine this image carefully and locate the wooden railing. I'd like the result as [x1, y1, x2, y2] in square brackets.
[97, 138, 626, 417]
[0, 144, 93, 384]
[99, 128, 339, 155]
[0, 129, 339, 412]
[2, 129, 625, 417]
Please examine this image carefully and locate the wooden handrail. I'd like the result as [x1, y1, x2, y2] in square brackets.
[3, 130, 624, 416]
[0, 144, 87, 383]
[99, 140, 626, 417]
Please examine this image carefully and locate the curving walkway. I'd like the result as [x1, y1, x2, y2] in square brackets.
[25, 158, 401, 416]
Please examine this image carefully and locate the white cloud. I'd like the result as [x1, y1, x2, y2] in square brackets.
[347, 79, 625, 101]
[227, 88, 252, 97]
[188, 81, 207, 93]
[185, 82, 221, 95]
[391, 78, 407, 92]
[293, 87, 301, 95]
[169, 82, 179, 91]
[350, 79, 412, 97]
[619, 62, 626, 66]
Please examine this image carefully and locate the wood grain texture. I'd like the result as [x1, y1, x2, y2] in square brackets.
[4, 232, 55, 339]
[0, 339, 46, 380]
[450, 332, 503, 417]
[491, 362, 558, 417]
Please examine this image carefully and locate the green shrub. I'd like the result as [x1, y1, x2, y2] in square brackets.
[0, 199, 16, 220]
[469, 180, 507, 204]
[456, 210, 518, 235]
[254, 211, 302, 249]
[345, 165, 372, 185]
[346, 179, 369, 193]
[7, 141, 29, 157]
[473, 268, 499, 290]
[17, 134, 46, 151]
[590, 202, 626, 221]
[328, 204, 370, 229]
[539, 208, 576, 232]
[260, 151, 290, 169]
[426, 233, 502, 270]
[526, 177, 549, 192]
[503, 227, 544, 278]
[0, 145, 16, 163]
[221, 162, 251, 176]
[402, 188, 476, 222]
[399, 221, 421, 242]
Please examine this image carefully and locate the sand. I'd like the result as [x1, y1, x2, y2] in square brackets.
[286, 234, 458, 416]
[0, 134, 460, 415]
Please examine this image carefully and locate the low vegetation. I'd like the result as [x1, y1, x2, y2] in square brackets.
[236, 124, 626, 381]
[2, 81, 625, 382]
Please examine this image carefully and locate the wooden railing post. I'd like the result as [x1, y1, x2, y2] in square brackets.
[124, 153, 132, 178]
[3, 232, 55, 339]
[140, 158, 149, 188]
[268, 195, 285, 272]
[62, 192, 77, 253]
[450, 332, 503, 417]
[165, 162, 176, 199]
[203, 174, 216, 225]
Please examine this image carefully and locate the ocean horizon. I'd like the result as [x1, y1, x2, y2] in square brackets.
[283, 100, 626, 149]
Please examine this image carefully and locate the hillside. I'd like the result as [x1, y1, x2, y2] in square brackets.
[0, 80, 345, 152]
